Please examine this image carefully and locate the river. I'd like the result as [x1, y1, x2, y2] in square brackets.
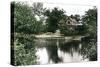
[34, 37, 97, 64]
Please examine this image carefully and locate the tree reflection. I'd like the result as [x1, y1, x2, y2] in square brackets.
[35, 37, 97, 64]
[59, 41, 81, 53]
[45, 39, 62, 63]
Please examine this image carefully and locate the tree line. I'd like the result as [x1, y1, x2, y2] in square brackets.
[12, 2, 97, 37]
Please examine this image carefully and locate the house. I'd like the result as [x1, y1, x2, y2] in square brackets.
[66, 17, 82, 26]
[58, 17, 83, 31]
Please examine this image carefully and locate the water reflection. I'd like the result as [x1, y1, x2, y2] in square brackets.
[45, 42, 62, 63]
[58, 41, 84, 62]
[35, 37, 97, 64]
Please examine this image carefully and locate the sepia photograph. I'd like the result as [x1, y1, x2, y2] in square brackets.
[11, 1, 97, 66]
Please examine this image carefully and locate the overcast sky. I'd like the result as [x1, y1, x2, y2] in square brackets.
[43, 3, 94, 16]
[27, 0, 96, 16]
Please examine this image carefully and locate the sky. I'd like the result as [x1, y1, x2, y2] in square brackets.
[43, 3, 94, 16]
[27, 0, 96, 16]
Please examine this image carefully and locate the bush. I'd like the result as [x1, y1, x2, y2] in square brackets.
[12, 34, 37, 65]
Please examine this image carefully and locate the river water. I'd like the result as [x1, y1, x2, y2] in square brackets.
[34, 37, 97, 64]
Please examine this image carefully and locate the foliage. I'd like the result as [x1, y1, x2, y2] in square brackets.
[59, 7, 97, 36]
[13, 2, 44, 34]
[11, 2, 41, 65]
[58, 16, 82, 36]
[13, 34, 37, 65]
[75, 25, 89, 35]
[82, 7, 97, 38]
[11, 2, 97, 65]
[81, 37, 97, 61]
[32, 2, 43, 16]
[78, 8, 97, 61]
[70, 14, 80, 22]
[44, 8, 66, 33]
[32, 2, 47, 33]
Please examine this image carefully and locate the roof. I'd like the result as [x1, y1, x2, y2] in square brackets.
[66, 17, 83, 26]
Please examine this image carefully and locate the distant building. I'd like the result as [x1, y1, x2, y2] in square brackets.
[66, 17, 82, 26]
[59, 17, 83, 30]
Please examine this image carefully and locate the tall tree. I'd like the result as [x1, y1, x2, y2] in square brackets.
[14, 2, 36, 34]
[13, 2, 44, 34]
[44, 8, 66, 33]
[82, 7, 97, 37]
[32, 2, 43, 16]
[32, 2, 47, 33]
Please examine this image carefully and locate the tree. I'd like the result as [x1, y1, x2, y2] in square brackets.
[32, 2, 47, 33]
[13, 2, 44, 34]
[13, 34, 37, 65]
[11, 2, 37, 65]
[44, 8, 66, 33]
[32, 2, 43, 16]
[70, 14, 80, 22]
[82, 7, 97, 38]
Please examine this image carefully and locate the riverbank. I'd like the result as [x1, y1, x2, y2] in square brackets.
[13, 30, 91, 42]
[14, 33, 86, 41]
